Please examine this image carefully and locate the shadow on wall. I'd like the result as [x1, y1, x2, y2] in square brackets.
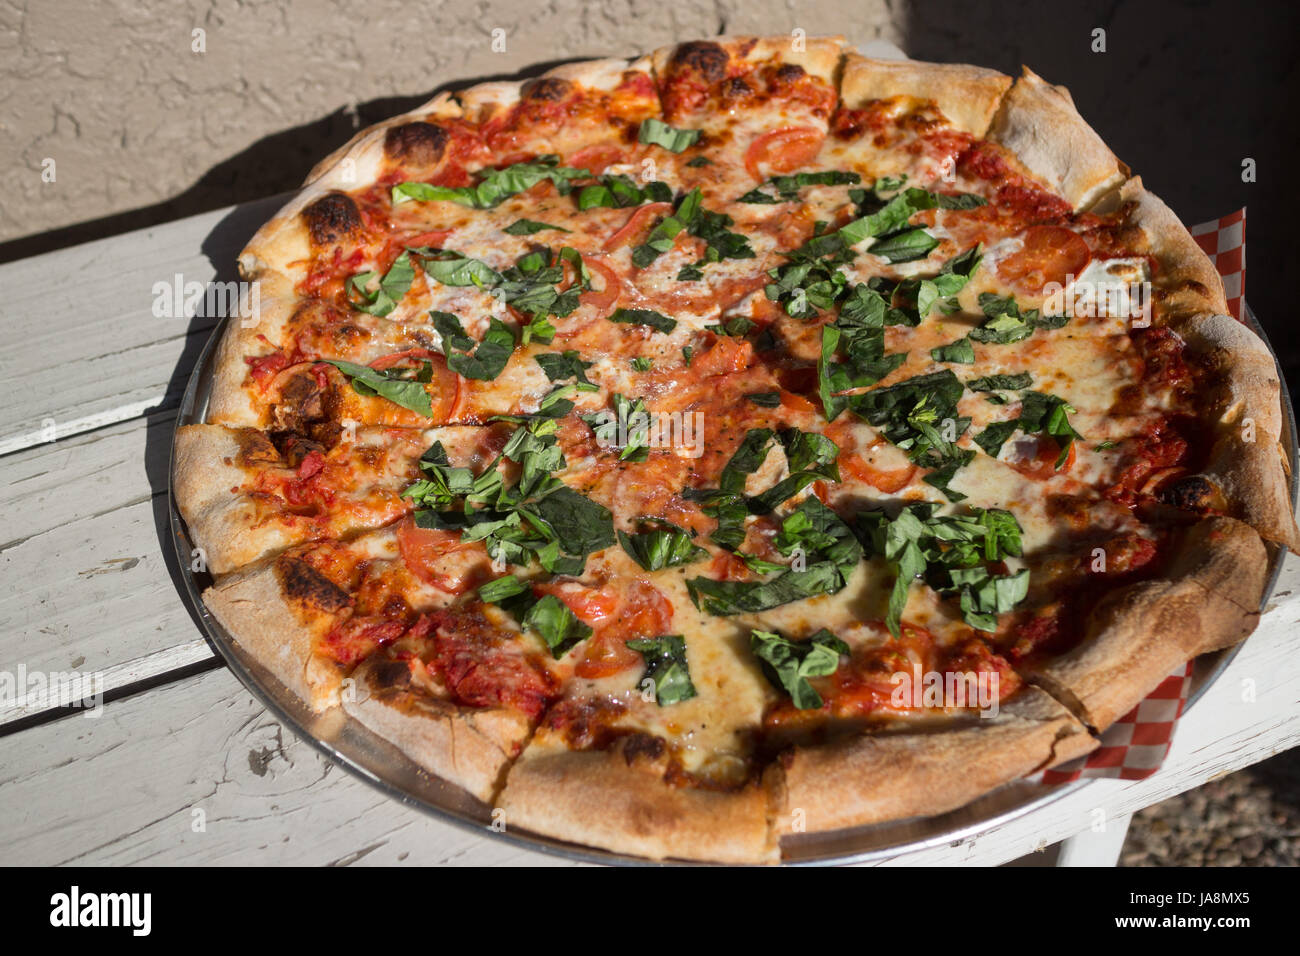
[0, 58, 576, 266]
[901, 0, 1300, 390]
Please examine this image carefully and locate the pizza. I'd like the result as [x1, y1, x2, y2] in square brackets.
[173, 34, 1299, 863]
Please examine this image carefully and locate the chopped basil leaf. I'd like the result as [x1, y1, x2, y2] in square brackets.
[523, 593, 593, 658]
[608, 307, 677, 334]
[618, 522, 707, 571]
[577, 175, 673, 210]
[392, 156, 589, 209]
[477, 575, 529, 603]
[638, 118, 701, 153]
[535, 350, 595, 385]
[630, 356, 652, 372]
[971, 293, 1069, 344]
[626, 635, 697, 705]
[322, 358, 433, 417]
[856, 504, 1026, 635]
[968, 372, 1033, 392]
[750, 628, 849, 709]
[930, 336, 975, 364]
[868, 226, 939, 263]
[346, 250, 416, 317]
[504, 218, 571, 235]
[745, 391, 781, 408]
[686, 498, 861, 615]
[738, 170, 860, 205]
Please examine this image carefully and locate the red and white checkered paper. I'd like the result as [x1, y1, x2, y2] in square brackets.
[1030, 209, 1247, 783]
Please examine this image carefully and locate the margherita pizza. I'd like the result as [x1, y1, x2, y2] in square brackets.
[173, 35, 1299, 863]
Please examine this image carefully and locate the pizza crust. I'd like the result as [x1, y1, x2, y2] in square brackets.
[1027, 515, 1268, 731]
[1097, 176, 1229, 318]
[203, 557, 349, 712]
[344, 658, 532, 803]
[769, 686, 1095, 836]
[839, 53, 1012, 136]
[650, 33, 847, 88]
[174, 425, 301, 574]
[1175, 312, 1300, 549]
[987, 66, 1128, 211]
[498, 736, 778, 863]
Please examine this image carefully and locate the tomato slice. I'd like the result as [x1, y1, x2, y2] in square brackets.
[368, 347, 438, 371]
[574, 636, 643, 679]
[396, 517, 482, 594]
[534, 580, 620, 626]
[995, 225, 1091, 294]
[577, 255, 624, 315]
[841, 454, 916, 493]
[744, 126, 824, 181]
[402, 229, 452, 249]
[566, 144, 626, 175]
[1007, 435, 1077, 480]
[365, 350, 463, 422]
[574, 581, 675, 679]
[603, 201, 675, 252]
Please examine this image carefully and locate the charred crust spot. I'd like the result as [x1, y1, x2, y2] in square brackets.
[773, 63, 806, 83]
[274, 371, 326, 431]
[234, 428, 281, 466]
[1160, 474, 1220, 512]
[723, 76, 752, 98]
[303, 192, 362, 246]
[370, 658, 412, 692]
[521, 76, 573, 102]
[275, 556, 351, 613]
[671, 41, 728, 82]
[270, 433, 326, 469]
[621, 733, 667, 765]
[383, 121, 449, 165]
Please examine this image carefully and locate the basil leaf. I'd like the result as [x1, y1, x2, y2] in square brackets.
[638, 118, 701, 153]
[504, 218, 571, 235]
[687, 562, 845, 616]
[608, 307, 677, 334]
[968, 372, 1033, 392]
[630, 357, 652, 372]
[930, 336, 975, 364]
[526, 486, 616, 557]
[868, 227, 940, 263]
[745, 391, 780, 408]
[523, 593, 593, 658]
[750, 629, 849, 709]
[857, 504, 1027, 636]
[535, 350, 595, 385]
[421, 251, 503, 288]
[393, 157, 589, 209]
[477, 575, 529, 603]
[738, 170, 860, 204]
[578, 175, 673, 210]
[322, 359, 433, 417]
[436, 317, 515, 381]
[618, 526, 707, 571]
[346, 251, 416, 317]
[626, 635, 697, 705]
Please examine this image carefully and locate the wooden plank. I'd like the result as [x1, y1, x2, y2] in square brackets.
[0, 580, 1296, 866]
[0, 409, 173, 550]
[0, 495, 215, 719]
[0, 409, 224, 723]
[0, 666, 569, 866]
[0, 196, 283, 455]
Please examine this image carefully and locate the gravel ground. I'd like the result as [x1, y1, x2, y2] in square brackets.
[1121, 748, 1300, 866]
